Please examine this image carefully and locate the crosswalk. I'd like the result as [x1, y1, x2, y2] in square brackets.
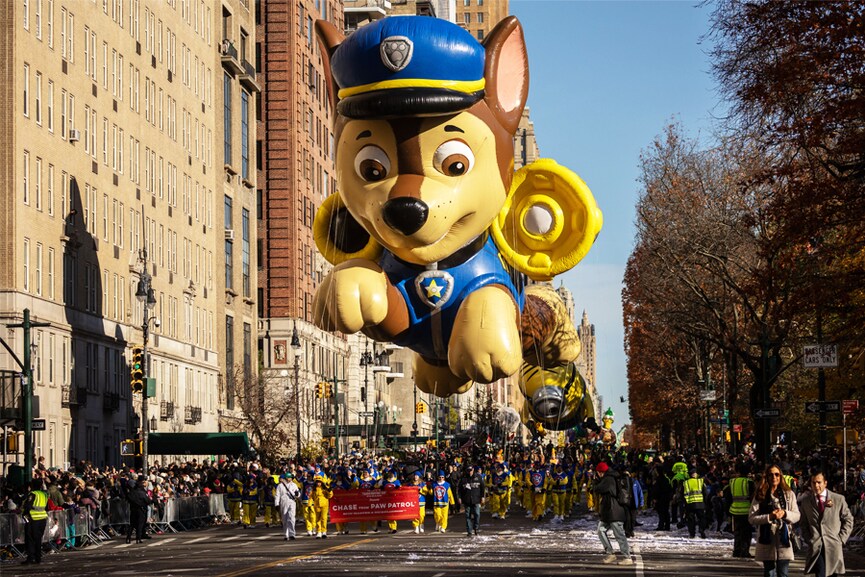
[107, 533, 284, 549]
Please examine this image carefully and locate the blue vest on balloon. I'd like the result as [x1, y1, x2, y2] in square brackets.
[380, 235, 525, 361]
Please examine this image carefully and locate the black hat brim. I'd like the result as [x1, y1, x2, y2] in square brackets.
[338, 88, 484, 119]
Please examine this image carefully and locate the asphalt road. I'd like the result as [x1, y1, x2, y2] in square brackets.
[6, 509, 865, 577]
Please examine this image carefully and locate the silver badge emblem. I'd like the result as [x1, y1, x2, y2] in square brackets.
[380, 36, 414, 72]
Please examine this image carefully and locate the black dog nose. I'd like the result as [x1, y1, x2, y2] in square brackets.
[382, 198, 429, 236]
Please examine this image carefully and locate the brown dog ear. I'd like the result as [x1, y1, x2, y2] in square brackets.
[483, 16, 529, 135]
[315, 20, 344, 116]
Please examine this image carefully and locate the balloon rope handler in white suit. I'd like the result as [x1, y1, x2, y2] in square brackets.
[275, 473, 301, 541]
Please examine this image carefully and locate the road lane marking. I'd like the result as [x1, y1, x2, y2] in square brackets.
[186, 537, 209, 544]
[432, 573, 446, 577]
[148, 537, 175, 547]
[214, 538, 376, 577]
[253, 535, 271, 540]
[221, 535, 241, 541]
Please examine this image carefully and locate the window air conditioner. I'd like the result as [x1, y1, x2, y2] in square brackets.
[69, 129, 81, 142]
[224, 229, 235, 241]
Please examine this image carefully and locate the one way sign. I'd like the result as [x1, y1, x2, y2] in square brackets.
[754, 408, 781, 419]
[804, 401, 841, 414]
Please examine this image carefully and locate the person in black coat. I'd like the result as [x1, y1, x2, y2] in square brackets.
[447, 464, 462, 514]
[594, 462, 632, 565]
[458, 464, 485, 537]
[653, 464, 674, 531]
[125, 476, 152, 544]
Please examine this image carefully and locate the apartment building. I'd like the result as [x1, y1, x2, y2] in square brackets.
[0, 0, 257, 469]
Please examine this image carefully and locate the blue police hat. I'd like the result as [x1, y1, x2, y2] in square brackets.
[330, 16, 486, 119]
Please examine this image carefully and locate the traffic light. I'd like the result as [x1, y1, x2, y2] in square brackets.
[4, 434, 18, 453]
[130, 346, 144, 394]
[416, 402, 425, 414]
[326, 383, 334, 398]
[315, 382, 324, 398]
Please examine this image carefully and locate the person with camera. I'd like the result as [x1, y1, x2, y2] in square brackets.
[748, 465, 800, 577]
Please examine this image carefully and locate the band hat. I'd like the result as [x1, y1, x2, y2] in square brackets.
[330, 16, 486, 119]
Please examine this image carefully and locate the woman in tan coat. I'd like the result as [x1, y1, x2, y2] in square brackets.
[748, 465, 800, 577]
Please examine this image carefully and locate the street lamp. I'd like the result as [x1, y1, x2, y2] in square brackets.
[375, 400, 386, 449]
[290, 323, 302, 463]
[135, 249, 158, 471]
[360, 348, 373, 448]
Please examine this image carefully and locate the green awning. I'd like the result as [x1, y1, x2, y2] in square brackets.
[147, 432, 251, 457]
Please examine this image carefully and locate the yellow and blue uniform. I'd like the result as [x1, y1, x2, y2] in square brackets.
[358, 474, 379, 534]
[263, 477, 279, 527]
[408, 475, 430, 532]
[490, 467, 512, 519]
[382, 476, 402, 532]
[301, 475, 317, 535]
[529, 466, 550, 520]
[431, 477, 455, 532]
[550, 468, 570, 519]
[311, 479, 333, 537]
[241, 477, 259, 527]
[227, 477, 243, 523]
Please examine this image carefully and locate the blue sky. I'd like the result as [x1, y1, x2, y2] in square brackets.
[510, 0, 724, 426]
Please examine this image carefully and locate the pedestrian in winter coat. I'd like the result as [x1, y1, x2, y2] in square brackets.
[748, 465, 800, 577]
[593, 462, 632, 566]
[798, 471, 853, 577]
[125, 476, 152, 544]
[275, 473, 301, 541]
[458, 464, 486, 537]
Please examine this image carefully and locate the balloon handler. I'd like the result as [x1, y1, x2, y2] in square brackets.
[311, 15, 602, 429]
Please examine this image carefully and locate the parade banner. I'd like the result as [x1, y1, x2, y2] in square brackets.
[329, 488, 419, 523]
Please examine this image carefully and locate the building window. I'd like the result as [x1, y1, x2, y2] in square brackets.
[243, 322, 251, 384]
[464, 12, 471, 25]
[223, 73, 231, 164]
[23, 238, 30, 293]
[23, 150, 30, 204]
[225, 315, 234, 410]
[242, 209, 250, 297]
[23, 63, 29, 118]
[35, 71, 42, 124]
[224, 195, 233, 290]
[241, 90, 249, 179]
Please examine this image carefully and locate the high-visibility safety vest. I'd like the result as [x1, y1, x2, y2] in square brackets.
[783, 475, 796, 491]
[729, 477, 751, 515]
[28, 490, 48, 520]
[683, 478, 704, 504]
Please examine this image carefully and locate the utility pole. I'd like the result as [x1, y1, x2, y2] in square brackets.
[289, 322, 303, 463]
[7, 309, 50, 479]
[135, 249, 158, 470]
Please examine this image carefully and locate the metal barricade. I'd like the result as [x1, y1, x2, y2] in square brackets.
[43, 510, 70, 552]
[0, 513, 25, 559]
[151, 498, 179, 534]
[209, 493, 228, 519]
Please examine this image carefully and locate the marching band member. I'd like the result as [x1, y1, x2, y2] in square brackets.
[431, 471, 455, 533]
[241, 475, 259, 528]
[301, 470, 318, 536]
[407, 471, 430, 533]
[312, 476, 333, 538]
[382, 469, 402, 533]
[357, 469, 379, 534]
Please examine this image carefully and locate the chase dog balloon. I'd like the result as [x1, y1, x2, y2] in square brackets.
[313, 16, 602, 406]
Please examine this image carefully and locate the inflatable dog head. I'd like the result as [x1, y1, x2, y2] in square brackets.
[315, 16, 529, 265]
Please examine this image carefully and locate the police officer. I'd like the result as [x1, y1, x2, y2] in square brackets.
[682, 468, 708, 539]
[726, 464, 754, 558]
[22, 478, 49, 565]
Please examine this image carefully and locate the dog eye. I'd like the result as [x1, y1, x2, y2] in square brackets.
[354, 146, 391, 182]
[433, 140, 474, 177]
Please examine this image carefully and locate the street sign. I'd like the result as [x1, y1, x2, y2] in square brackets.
[754, 408, 781, 419]
[805, 400, 842, 414]
[804, 344, 838, 368]
[732, 424, 742, 433]
[699, 390, 717, 401]
[843, 400, 859, 415]
[358, 411, 375, 417]
[31, 419, 46, 431]
[709, 418, 728, 424]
